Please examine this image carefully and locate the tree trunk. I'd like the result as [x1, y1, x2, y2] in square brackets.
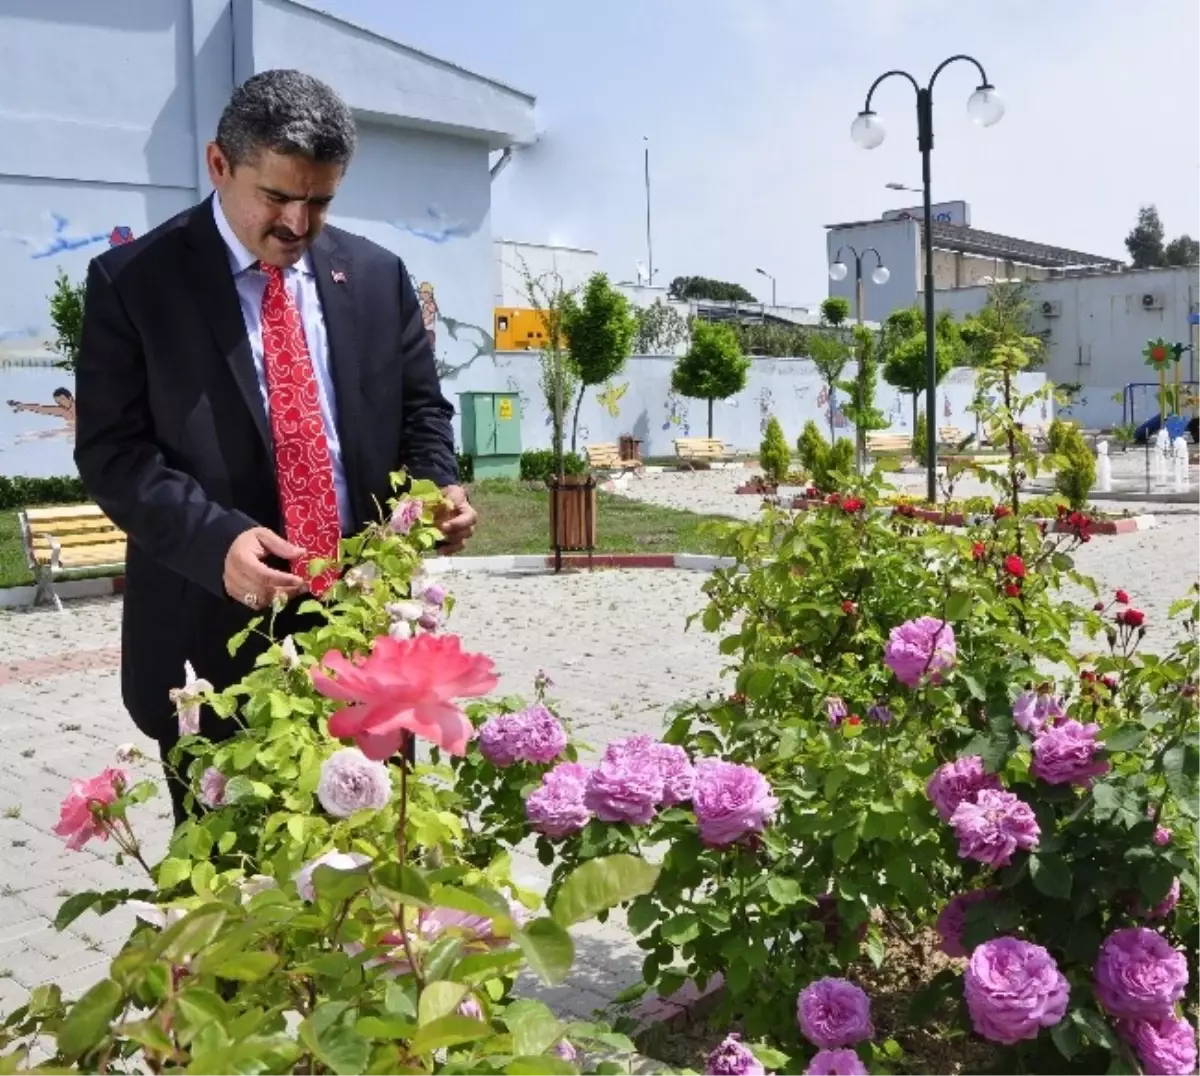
[911, 392, 919, 437]
[570, 384, 587, 455]
[827, 382, 836, 443]
[707, 398, 714, 438]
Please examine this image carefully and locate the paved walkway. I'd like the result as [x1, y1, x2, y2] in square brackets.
[0, 571, 724, 1022]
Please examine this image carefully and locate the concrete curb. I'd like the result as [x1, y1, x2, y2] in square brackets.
[0, 555, 736, 610]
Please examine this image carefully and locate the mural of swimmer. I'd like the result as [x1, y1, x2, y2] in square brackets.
[7, 386, 75, 437]
[417, 280, 438, 352]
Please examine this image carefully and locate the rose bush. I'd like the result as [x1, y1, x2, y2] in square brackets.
[0, 478, 650, 1075]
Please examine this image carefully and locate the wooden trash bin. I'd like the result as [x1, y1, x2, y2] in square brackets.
[548, 474, 597, 571]
[618, 435, 643, 462]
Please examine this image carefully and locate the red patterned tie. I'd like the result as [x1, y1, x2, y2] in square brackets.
[259, 263, 341, 596]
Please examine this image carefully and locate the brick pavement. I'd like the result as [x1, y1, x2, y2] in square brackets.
[0, 571, 726, 1022]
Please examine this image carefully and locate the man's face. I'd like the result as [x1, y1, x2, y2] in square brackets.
[205, 143, 343, 267]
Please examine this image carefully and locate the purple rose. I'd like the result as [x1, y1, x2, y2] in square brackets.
[654, 743, 696, 806]
[884, 616, 956, 687]
[456, 995, 484, 1020]
[1154, 826, 1172, 846]
[692, 759, 778, 847]
[704, 1033, 765, 1075]
[1095, 927, 1189, 1021]
[926, 756, 1002, 822]
[317, 748, 391, 818]
[526, 762, 592, 838]
[390, 498, 422, 534]
[804, 1049, 868, 1076]
[935, 888, 1000, 959]
[1117, 1016, 1198, 1076]
[552, 1039, 578, 1063]
[1031, 719, 1110, 788]
[825, 696, 848, 727]
[478, 706, 568, 767]
[199, 767, 227, 809]
[1012, 691, 1065, 734]
[584, 736, 665, 824]
[964, 937, 1069, 1044]
[796, 978, 873, 1048]
[949, 789, 1040, 867]
[866, 704, 893, 725]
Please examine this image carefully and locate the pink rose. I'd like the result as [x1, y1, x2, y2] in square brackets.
[53, 768, 127, 851]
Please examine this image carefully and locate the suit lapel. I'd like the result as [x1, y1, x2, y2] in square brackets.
[181, 198, 273, 455]
[309, 231, 364, 524]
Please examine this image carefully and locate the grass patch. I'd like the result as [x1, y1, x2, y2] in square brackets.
[0, 483, 737, 589]
[464, 480, 735, 556]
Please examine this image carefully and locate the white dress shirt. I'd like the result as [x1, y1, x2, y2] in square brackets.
[211, 194, 351, 529]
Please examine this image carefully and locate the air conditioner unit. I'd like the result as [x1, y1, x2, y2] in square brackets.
[1142, 293, 1164, 310]
[1041, 300, 1062, 317]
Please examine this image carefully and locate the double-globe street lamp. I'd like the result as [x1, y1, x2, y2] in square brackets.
[851, 55, 1004, 503]
[829, 246, 889, 324]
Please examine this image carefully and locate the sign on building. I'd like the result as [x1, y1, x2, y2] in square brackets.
[883, 200, 971, 227]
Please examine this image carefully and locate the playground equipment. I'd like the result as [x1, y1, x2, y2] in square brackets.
[1122, 361, 1198, 444]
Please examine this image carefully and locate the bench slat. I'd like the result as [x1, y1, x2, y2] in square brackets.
[39, 544, 128, 569]
[29, 531, 126, 550]
[23, 505, 110, 522]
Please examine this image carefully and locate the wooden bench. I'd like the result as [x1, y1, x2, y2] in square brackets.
[585, 442, 641, 472]
[938, 425, 968, 448]
[673, 437, 732, 468]
[866, 432, 909, 455]
[19, 504, 126, 611]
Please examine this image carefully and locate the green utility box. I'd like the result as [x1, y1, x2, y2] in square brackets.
[458, 391, 523, 480]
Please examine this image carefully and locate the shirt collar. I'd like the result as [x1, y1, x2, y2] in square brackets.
[211, 194, 314, 277]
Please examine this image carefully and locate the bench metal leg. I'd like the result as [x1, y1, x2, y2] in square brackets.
[33, 567, 64, 613]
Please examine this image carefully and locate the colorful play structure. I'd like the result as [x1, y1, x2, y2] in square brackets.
[1128, 337, 1199, 444]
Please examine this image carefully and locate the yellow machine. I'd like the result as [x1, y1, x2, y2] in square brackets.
[494, 307, 551, 351]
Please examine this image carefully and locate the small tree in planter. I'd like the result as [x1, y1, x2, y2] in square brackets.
[48, 269, 86, 373]
[561, 273, 638, 454]
[820, 295, 851, 329]
[518, 259, 576, 477]
[809, 331, 852, 443]
[881, 305, 961, 434]
[839, 324, 888, 471]
[671, 321, 750, 438]
[759, 416, 790, 488]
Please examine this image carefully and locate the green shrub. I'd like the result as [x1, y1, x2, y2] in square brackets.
[795, 422, 855, 492]
[759, 416, 791, 485]
[912, 410, 929, 466]
[0, 474, 89, 510]
[796, 420, 826, 475]
[519, 449, 586, 482]
[1051, 422, 1096, 509]
[826, 437, 855, 483]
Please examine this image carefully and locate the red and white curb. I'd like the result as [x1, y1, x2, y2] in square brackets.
[0, 556, 734, 610]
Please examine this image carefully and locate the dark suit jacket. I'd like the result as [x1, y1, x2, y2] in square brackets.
[74, 196, 458, 742]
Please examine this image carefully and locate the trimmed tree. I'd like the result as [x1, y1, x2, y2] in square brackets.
[671, 321, 750, 437]
[809, 330, 852, 442]
[838, 324, 887, 470]
[880, 306, 962, 433]
[561, 272, 638, 453]
[820, 296, 851, 328]
[759, 416, 790, 486]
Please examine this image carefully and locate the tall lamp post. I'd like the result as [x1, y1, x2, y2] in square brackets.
[851, 56, 1004, 503]
[755, 267, 777, 307]
[829, 246, 889, 324]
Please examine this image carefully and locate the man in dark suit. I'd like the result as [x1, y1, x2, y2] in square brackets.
[74, 70, 476, 824]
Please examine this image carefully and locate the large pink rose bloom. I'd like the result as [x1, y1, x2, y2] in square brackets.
[313, 634, 498, 758]
[53, 768, 127, 851]
[964, 937, 1069, 1044]
[1094, 927, 1189, 1021]
[884, 616, 956, 687]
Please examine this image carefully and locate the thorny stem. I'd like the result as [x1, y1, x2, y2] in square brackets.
[392, 748, 425, 990]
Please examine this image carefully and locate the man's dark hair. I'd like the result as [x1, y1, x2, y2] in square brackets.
[53, 387, 73, 401]
[215, 69, 357, 168]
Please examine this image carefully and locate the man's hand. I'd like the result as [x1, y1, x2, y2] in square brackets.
[433, 485, 477, 555]
[224, 528, 307, 609]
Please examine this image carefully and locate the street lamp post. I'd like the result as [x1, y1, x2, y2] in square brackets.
[851, 56, 1004, 503]
[755, 267, 777, 307]
[829, 246, 890, 324]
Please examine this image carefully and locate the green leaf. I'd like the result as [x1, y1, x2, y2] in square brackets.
[1071, 1008, 1119, 1050]
[418, 981, 468, 1026]
[515, 918, 574, 986]
[824, 766, 850, 799]
[906, 968, 958, 1023]
[374, 863, 432, 906]
[355, 1015, 417, 1041]
[832, 827, 859, 863]
[54, 891, 103, 931]
[408, 1014, 490, 1056]
[865, 928, 885, 969]
[157, 857, 192, 889]
[945, 592, 972, 621]
[1030, 853, 1072, 900]
[1051, 1016, 1082, 1059]
[750, 1046, 792, 1070]
[424, 937, 464, 984]
[155, 904, 228, 964]
[190, 860, 216, 896]
[453, 949, 524, 983]
[766, 877, 802, 906]
[383, 981, 417, 1020]
[1100, 726, 1145, 753]
[300, 1021, 371, 1076]
[57, 978, 122, 1057]
[1138, 861, 1176, 906]
[661, 913, 700, 945]
[551, 855, 660, 927]
[503, 998, 563, 1057]
[505, 1058, 577, 1076]
[625, 895, 658, 936]
[211, 951, 278, 982]
[312, 864, 370, 903]
[223, 775, 257, 804]
[174, 987, 231, 1046]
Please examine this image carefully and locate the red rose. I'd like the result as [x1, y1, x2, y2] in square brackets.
[1081, 669, 1097, 682]
[841, 497, 864, 513]
[826, 492, 842, 505]
[1056, 503, 1069, 517]
[1120, 608, 1146, 628]
[993, 504, 1012, 519]
[1115, 589, 1129, 605]
[1093, 601, 1105, 612]
[1004, 583, 1022, 597]
[971, 542, 987, 561]
[847, 715, 861, 726]
[1101, 674, 1120, 692]
[806, 487, 819, 499]
[1004, 554, 1027, 578]
[841, 600, 857, 615]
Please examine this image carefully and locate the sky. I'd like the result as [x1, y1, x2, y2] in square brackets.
[318, 0, 1199, 306]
